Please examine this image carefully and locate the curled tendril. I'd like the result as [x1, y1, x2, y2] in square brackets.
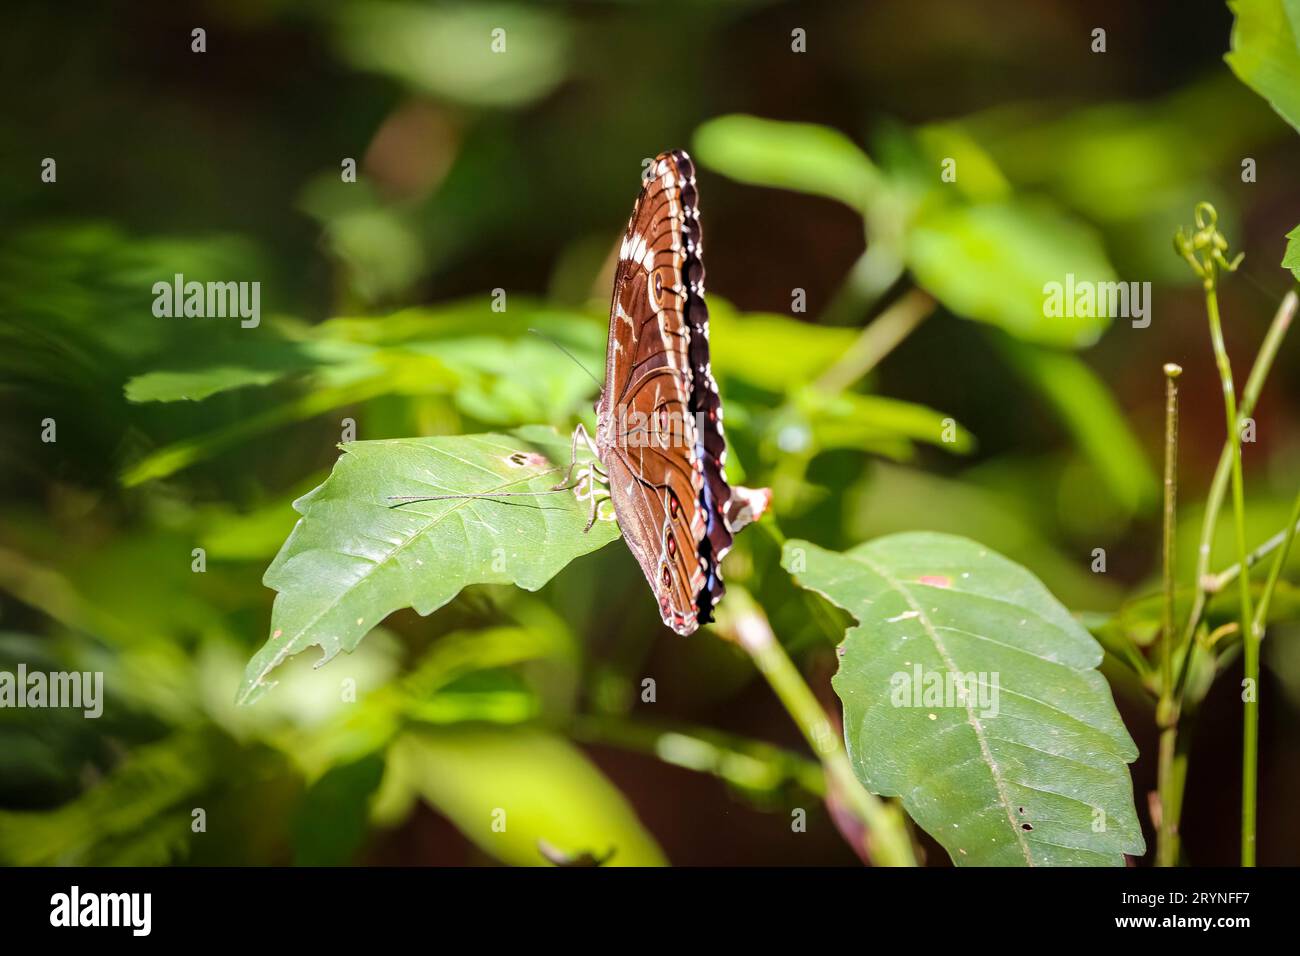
[1174, 201, 1245, 287]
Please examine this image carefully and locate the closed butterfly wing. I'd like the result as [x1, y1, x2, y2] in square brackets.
[595, 150, 733, 635]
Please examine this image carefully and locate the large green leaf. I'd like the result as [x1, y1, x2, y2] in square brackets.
[377, 727, 666, 866]
[783, 533, 1144, 866]
[693, 114, 883, 211]
[1226, 0, 1300, 135]
[238, 427, 619, 705]
[907, 200, 1116, 347]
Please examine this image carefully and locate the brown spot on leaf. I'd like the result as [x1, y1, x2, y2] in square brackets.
[506, 451, 549, 468]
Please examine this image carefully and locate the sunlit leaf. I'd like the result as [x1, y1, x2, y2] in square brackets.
[238, 427, 619, 705]
[693, 114, 883, 211]
[709, 298, 859, 392]
[907, 200, 1116, 347]
[1226, 0, 1300, 135]
[914, 123, 1012, 202]
[792, 388, 975, 455]
[124, 340, 373, 403]
[332, 2, 570, 107]
[378, 726, 665, 865]
[784, 532, 1144, 866]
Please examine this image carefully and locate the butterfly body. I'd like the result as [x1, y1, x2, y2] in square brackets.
[593, 150, 733, 635]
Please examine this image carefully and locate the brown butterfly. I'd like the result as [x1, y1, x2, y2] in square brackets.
[557, 149, 767, 635]
[390, 150, 768, 635]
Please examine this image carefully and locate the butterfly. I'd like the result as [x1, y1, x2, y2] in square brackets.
[556, 149, 767, 635]
[389, 150, 768, 635]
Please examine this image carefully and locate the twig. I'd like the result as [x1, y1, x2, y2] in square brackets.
[727, 593, 917, 866]
[1251, 489, 1300, 638]
[1156, 363, 1181, 866]
[813, 289, 936, 393]
[1204, 514, 1300, 595]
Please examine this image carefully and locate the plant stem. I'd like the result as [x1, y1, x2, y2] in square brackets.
[1206, 513, 1300, 595]
[570, 715, 827, 798]
[813, 289, 935, 393]
[1156, 363, 1181, 866]
[1251, 488, 1300, 636]
[1204, 282, 1258, 867]
[1182, 288, 1297, 648]
[729, 596, 917, 866]
[820, 243, 905, 326]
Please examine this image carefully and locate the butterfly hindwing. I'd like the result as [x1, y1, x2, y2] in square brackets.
[595, 149, 733, 635]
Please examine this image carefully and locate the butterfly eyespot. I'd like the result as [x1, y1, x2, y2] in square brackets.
[667, 536, 677, 557]
[653, 272, 663, 300]
[669, 497, 679, 517]
[660, 565, 672, 587]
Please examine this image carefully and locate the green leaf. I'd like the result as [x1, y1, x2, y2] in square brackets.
[291, 754, 386, 866]
[331, 2, 571, 108]
[238, 427, 619, 705]
[1226, 0, 1300, 135]
[996, 339, 1157, 513]
[709, 298, 859, 392]
[378, 727, 665, 866]
[124, 340, 373, 403]
[783, 532, 1144, 866]
[693, 115, 883, 211]
[907, 200, 1117, 347]
[792, 388, 975, 455]
[1284, 223, 1300, 281]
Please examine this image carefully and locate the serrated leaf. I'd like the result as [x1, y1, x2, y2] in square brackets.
[238, 427, 619, 705]
[1284, 223, 1300, 281]
[693, 114, 883, 211]
[1226, 0, 1300, 135]
[783, 532, 1144, 866]
[907, 200, 1117, 347]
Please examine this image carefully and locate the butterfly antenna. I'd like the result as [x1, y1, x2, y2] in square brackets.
[528, 328, 602, 389]
[386, 490, 571, 504]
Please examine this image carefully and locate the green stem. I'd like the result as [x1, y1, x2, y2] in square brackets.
[1156, 363, 1181, 867]
[1251, 488, 1300, 637]
[820, 243, 905, 326]
[570, 715, 827, 798]
[730, 595, 917, 866]
[1204, 282, 1258, 866]
[1182, 288, 1297, 649]
[1207, 514, 1300, 596]
[813, 289, 935, 393]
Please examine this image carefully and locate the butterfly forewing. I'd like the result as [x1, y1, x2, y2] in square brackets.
[596, 150, 733, 635]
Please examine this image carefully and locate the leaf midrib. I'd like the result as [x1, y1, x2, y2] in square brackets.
[851, 549, 1035, 866]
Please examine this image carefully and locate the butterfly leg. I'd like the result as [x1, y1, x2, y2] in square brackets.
[551, 423, 601, 491]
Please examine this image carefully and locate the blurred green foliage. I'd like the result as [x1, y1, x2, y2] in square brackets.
[2, 0, 1300, 866]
